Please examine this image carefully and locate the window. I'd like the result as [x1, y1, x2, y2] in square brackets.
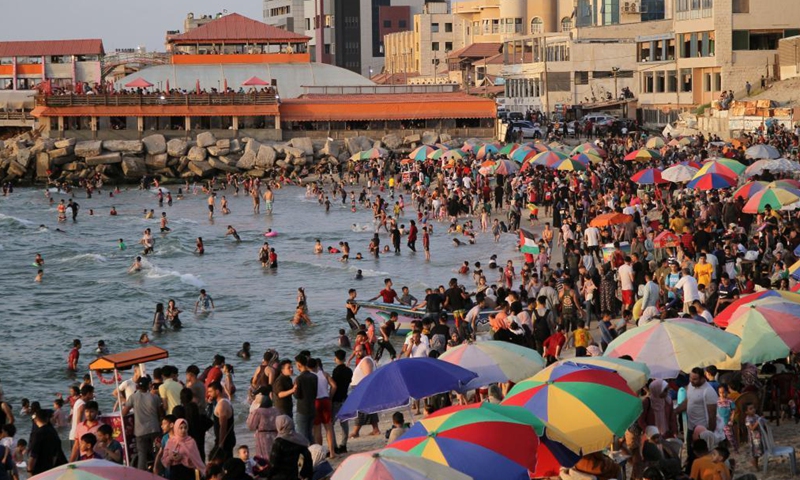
[603, 0, 620, 25]
[656, 71, 666, 92]
[667, 70, 678, 92]
[714, 72, 722, 91]
[431, 23, 439, 33]
[0, 57, 12, 65]
[50, 55, 71, 64]
[749, 31, 783, 50]
[399, 20, 407, 28]
[732, 0, 749, 12]
[666, 38, 676, 59]
[704, 73, 712, 91]
[445, 42, 453, 51]
[681, 68, 692, 91]
[530, 17, 544, 34]
[16, 56, 41, 64]
[575, 71, 589, 85]
[432, 42, 440, 51]
[638, 42, 652, 62]
[561, 17, 573, 32]
[445, 23, 453, 32]
[384, 20, 391, 28]
[643, 72, 654, 93]
[492, 19, 499, 33]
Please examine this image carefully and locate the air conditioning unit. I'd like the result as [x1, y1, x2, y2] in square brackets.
[629, 3, 639, 13]
[622, 2, 631, 12]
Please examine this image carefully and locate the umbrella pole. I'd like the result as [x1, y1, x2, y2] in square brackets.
[114, 368, 130, 466]
[407, 403, 416, 426]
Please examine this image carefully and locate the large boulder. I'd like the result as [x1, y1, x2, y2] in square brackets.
[103, 140, 144, 154]
[236, 151, 257, 170]
[290, 137, 314, 156]
[85, 153, 122, 166]
[320, 139, 340, 157]
[142, 134, 167, 155]
[145, 153, 168, 170]
[244, 139, 262, 155]
[290, 156, 308, 166]
[421, 131, 439, 145]
[188, 160, 216, 177]
[54, 138, 76, 149]
[31, 138, 56, 155]
[75, 141, 103, 158]
[344, 137, 363, 155]
[382, 134, 402, 150]
[7, 161, 28, 177]
[121, 156, 147, 178]
[403, 134, 421, 145]
[228, 139, 243, 154]
[216, 139, 231, 150]
[217, 155, 239, 167]
[15, 148, 32, 170]
[36, 152, 51, 177]
[255, 145, 276, 168]
[247, 169, 266, 178]
[207, 145, 230, 157]
[177, 156, 191, 172]
[187, 146, 207, 162]
[62, 161, 84, 172]
[439, 133, 452, 143]
[51, 155, 76, 167]
[209, 157, 239, 173]
[167, 138, 190, 157]
[283, 146, 305, 158]
[196, 132, 217, 148]
[47, 148, 72, 159]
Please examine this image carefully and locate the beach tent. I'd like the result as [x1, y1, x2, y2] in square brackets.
[124, 77, 153, 89]
[89, 346, 169, 465]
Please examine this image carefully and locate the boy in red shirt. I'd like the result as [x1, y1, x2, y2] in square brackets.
[68, 339, 82, 372]
[542, 326, 566, 365]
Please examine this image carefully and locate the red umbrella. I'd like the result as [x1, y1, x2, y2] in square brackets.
[653, 230, 681, 248]
[242, 76, 270, 86]
[125, 77, 153, 88]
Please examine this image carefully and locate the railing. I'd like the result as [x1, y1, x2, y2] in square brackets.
[0, 111, 34, 120]
[35, 92, 278, 107]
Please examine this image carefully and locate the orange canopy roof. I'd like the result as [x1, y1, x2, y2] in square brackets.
[170, 13, 310, 44]
[89, 346, 168, 371]
[33, 104, 280, 117]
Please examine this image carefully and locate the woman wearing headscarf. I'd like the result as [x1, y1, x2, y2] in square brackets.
[161, 418, 206, 480]
[267, 415, 313, 480]
[246, 390, 279, 458]
[308, 444, 333, 480]
[638, 380, 678, 439]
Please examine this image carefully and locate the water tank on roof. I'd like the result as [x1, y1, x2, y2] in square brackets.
[499, 0, 525, 19]
[188, 12, 194, 19]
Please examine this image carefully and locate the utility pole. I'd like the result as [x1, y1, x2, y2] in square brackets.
[612, 66, 620, 100]
[542, 36, 550, 117]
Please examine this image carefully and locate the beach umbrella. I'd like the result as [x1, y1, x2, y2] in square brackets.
[653, 230, 681, 248]
[493, 159, 519, 176]
[476, 144, 499, 159]
[745, 158, 800, 177]
[686, 172, 736, 190]
[732, 181, 768, 200]
[668, 137, 694, 147]
[553, 158, 587, 171]
[631, 168, 667, 185]
[400, 159, 414, 165]
[662, 164, 698, 183]
[571, 142, 606, 157]
[646, 137, 666, 149]
[555, 357, 651, 392]
[440, 149, 465, 162]
[698, 159, 746, 177]
[501, 363, 642, 453]
[530, 150, 568, 167]
[624, 149, 662, 162]
[510, 147, 533, 162]
[715, 301, 800, 369]
[770, 179, 800, 189]
[124, 77, 153, 88]
[350, 148, 388, 161]
[742, 187, 800, 214]
[526, 142, 551, 153]
[589, 212, 633, 227]
[480, 160, 496, 169]
[409, 146, 436, 161]
[461, 141, 480, 153]
[498, 143, 519, 156]
[427, 149, 449, 160]
[439, 341, 545, 391]
[603, 318, 741, 379]
[336, 358, 477, 420]
[679, 160, 703, 169]
[572, 153, 603, 165]
[242, 75, 270, 86]
[332, 448, 473, 480]
[745, 144, 781, 159]
[29, 459, 162, 480]
[389, 403, 542, 480]
[714, 290, 800, 328]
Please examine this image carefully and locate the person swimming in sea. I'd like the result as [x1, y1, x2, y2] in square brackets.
[226, 226, 241, 242]
[291, 302, 312, 327]
[354, 269, 363, 280]
[34, 253, 44, 267]
[35, 269, 43, 283]
[118, 239, 126, 250]
[237, 342, 251, 360]
[129, 256, 143, 273]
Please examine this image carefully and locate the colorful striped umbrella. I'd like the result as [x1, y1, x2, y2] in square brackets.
[732, 181, 768, 200]
[553, 158, 588, 171]
[571, 142, 606, 157]
[790, 260, 800, 281]
[409, 146, 437, 161]
[686, 172, 736, 190]
[427, 149, 450, 160]
[498, 143, 519, 156]
[715, 301, 800, 369]
[531, 151, 569, 167]
[698, 159, 746, 177]
[744, 158, 800, 177]
[332, 448, 473, 480]
[646, 137, 666, 149]
[476, 144, 500, 159]
[440, 149, 465, 162]
[572, 153, 603, 165]
[770, 179, 800, 189]
[510, 146, 534, 162]
[662, 164, 698, 183]
[714, 290, 800, 328]
[556, 357, 651, 392]
[631, 168, 667, 185]
[493, 159, 520, 176]
[742, 187, 800, 214]
[604, 318, 741, 379]
[589, 212, 633, 227]
[624, 149, 662, 162]
[389, 403, 541, 480]
[501, 363, 642, 453]
[527, 142, 551, 153]
[439, 341, 545, 390]
[679, 160, 703, 169]
[29, 460, 162, 480]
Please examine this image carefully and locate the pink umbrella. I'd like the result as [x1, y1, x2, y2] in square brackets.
[30, 459, 162, 479]
[124, 77, 153, 88]
[242, 76, 270, 86]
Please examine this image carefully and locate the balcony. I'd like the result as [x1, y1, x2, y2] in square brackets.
[35, 92, 278, 108]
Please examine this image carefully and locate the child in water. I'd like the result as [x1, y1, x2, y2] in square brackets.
[139, 333, 150, 344]
[338, 329, 351, 349]
[291, 302, 312, 327]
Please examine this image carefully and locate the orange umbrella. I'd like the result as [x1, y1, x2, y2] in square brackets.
[481, 160, 497, 168]
[590, 213, 633, 227]
[400, 158, 414, 165]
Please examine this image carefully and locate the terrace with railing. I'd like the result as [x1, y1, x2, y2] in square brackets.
[35, 92, 278, 108]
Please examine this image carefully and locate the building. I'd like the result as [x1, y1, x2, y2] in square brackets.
[0, 39, 105, 91]
[452, 0, 576, 45]
[263, 0, 307, 34]
[383, 1, 466, 81]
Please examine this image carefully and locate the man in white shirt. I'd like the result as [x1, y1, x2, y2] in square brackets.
[405, 331, 430, 358]
[692, 300, 714, 324]
[673, 267, 700, 313]
[584, 226, 602, 262]
[676, 368, 718, 464]
[618, 256, 635, 311]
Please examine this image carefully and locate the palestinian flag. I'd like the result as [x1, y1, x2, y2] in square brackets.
[520, 228, 540, 254]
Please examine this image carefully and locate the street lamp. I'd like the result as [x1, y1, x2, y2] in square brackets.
[369, 66, 373, 78]
[611, 66, 620, 100]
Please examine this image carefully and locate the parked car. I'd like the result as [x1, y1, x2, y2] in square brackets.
[508, 111, 524, 122]
[580, 114, 616, 127]
[508, 121, 545, 139]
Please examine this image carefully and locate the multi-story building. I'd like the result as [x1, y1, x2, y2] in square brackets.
[383, 1, 466, 81]
[453, 0, 576, 45]
[0, 39, 105, 91]
[263, 0, 307, 34]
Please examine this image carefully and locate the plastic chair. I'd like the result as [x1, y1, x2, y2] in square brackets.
[758, 421, 797, 475]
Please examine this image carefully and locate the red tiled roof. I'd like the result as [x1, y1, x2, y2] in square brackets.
[0, 39, 104, 57]
[371, 72, 419, 84]
[170, 13, 310, 44]
[448, 43, 502, 60]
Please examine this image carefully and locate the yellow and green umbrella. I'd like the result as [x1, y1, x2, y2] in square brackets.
[571, 142, 606, 157]
[408, 145, 437, 161]
[501, 363, 642, 453]
[646, 137, 666, 149]
[572, 153, 603, 165]
[498, 143, 519, 156]
[530, 150, 569, 167]
[439, 340, 545, 390]
[557, 357, 651, 392]
[716, 301, 800, 369]
[624, 149, 662, 162]
[476, 143, 500, 159]
[698, 159, 746, 177]
[742, 187, 800, 214]
[553, 158, 588, 171]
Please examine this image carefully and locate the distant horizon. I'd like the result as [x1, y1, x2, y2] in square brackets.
[0, 1, 263, 52]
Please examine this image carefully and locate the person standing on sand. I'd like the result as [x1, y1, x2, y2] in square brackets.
[349, 346, 380, 438]
[207, 193, 216, 220]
